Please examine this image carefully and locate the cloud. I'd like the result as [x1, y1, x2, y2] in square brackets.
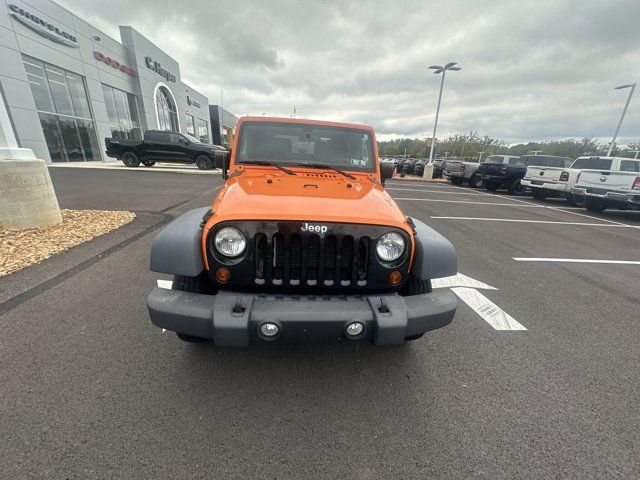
[59, 0, 640, 144]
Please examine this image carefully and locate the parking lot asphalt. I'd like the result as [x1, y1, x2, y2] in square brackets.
[1, 169, 639, 479]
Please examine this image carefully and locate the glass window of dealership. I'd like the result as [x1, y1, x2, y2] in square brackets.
[2, 1, 233, 163]
[22, 55, 101, 162]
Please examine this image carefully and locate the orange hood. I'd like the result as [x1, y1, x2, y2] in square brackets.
[206, 171, 410, 232]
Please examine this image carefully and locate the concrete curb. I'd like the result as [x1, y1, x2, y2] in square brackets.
[48, 163, 221, 175]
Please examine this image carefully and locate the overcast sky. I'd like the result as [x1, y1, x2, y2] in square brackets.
[60, 0, 640, 144]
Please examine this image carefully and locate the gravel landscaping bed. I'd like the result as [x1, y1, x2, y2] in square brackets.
[0, 209, 135, 277]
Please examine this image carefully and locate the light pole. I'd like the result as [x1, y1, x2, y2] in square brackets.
[478, 151, 484, 163]
[427, 62, 461, 162]
[607, 83, 636, 157]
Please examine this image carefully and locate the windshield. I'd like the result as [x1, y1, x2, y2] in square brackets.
[571, 157, 613, 170]
[484, 155, 506, 164]
[183, 133, 201, 144]
[236, 122, 375, 172]
[518, 155, 570, 167]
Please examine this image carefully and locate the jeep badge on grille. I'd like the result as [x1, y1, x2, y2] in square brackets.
[301, 223, 328, 234]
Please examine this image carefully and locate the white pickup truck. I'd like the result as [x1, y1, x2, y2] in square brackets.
[521, 156, 620, 206]
[571, 157, 640, 212]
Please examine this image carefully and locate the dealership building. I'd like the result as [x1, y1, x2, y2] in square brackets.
[0, 0, 235, 163]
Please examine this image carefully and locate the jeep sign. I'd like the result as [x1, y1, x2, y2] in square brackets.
[300, 223, 328, 235]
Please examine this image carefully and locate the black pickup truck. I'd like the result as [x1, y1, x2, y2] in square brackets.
[478, 155, 572, 194]
[105, 130, 226, 169]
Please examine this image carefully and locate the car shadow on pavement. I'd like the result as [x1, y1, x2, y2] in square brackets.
[171, 340, 429, 413]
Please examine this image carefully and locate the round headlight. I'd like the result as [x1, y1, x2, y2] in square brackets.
[214, 227, 246, 257]
[376, 232, 405, 262]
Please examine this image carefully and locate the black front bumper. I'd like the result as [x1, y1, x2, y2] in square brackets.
[147, 287, 457, 346]
[478, 174, 504, 182]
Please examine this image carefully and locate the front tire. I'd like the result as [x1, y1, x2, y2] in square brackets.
[404, 333, 425, 341]
[399, 274, 432, 296]
[176, 332, 208, 343]
[450, 176, 464, 185]
[508, 179, 526, 195]
[585, 197, 606, 213]
[196, 155, 213, 170]
[532, 189, 547, 200]
[172, 274, 212, 343]
[399, 275, 432, 341]
[122, 151, 140, 167]
[566, 193, 585, 207]
[469, 175, 484, 188]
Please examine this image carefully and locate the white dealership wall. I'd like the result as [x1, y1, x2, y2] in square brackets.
[0, 0, 210, 162]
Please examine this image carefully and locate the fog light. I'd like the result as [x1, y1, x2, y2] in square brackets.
[260, 322, 279, 337]
[388, 270, 402, 285]
[215, 267, 230, 282]
[346, 322, 364, 337]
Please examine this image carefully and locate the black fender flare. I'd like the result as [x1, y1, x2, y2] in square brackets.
[150, 207, 210, 277]
[409, 217, 457, 280]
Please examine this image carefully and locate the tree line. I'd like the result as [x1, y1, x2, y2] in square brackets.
[378, 132, 639, 160]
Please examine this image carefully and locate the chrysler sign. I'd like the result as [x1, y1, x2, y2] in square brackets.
[8, 4, 78, 48]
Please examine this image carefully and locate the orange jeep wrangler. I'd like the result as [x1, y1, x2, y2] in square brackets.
[147, 117, 457, 346]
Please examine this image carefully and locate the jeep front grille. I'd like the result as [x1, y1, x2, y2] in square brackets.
[208, 221, 410, 292]
[254, 232, 370, 287]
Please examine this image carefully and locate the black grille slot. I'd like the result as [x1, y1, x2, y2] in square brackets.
[254, 233, 267, 280]
[323, 235, 337, 284]
[252, 229, 376, 289]
[272, 233, 285, 281]
[289, 234, 302, 282]
[357, 237, 369, 283]
[340, 236, 354, 282]
[306, 235, 320, 283]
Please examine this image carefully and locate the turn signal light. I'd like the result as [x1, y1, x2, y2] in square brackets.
[559, 172, 569, 182]
[215, 267, 231, 282]
[388, 271, 403, 285]
[633, 177, 640, 191]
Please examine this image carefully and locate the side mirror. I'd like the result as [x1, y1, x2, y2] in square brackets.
[179, 137, 189, 145]
[380, 161, 395, 186]
[214, 150, 230, 179]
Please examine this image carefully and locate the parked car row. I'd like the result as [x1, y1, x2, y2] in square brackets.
[443, 154, 640, 213]
[388, 158, 444, 178]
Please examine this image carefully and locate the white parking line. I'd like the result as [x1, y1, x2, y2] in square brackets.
[443, 183, 640, 230]
[513, 258, 640, 264]
[451, 287, 527, 331]
[387, 188, 485, 195]
[396, 197, 584, 209]
[386, 182, 456, 189]
[432, 273, 498, 290]
[431, 216, 630, 228]
[157, 279, 173, 289]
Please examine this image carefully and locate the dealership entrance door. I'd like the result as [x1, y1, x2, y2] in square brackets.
[22, 55, 101, 162]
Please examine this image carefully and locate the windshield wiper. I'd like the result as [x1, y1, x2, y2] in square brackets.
[294, 162, 356, 180]
[239, 160, 296, 175]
